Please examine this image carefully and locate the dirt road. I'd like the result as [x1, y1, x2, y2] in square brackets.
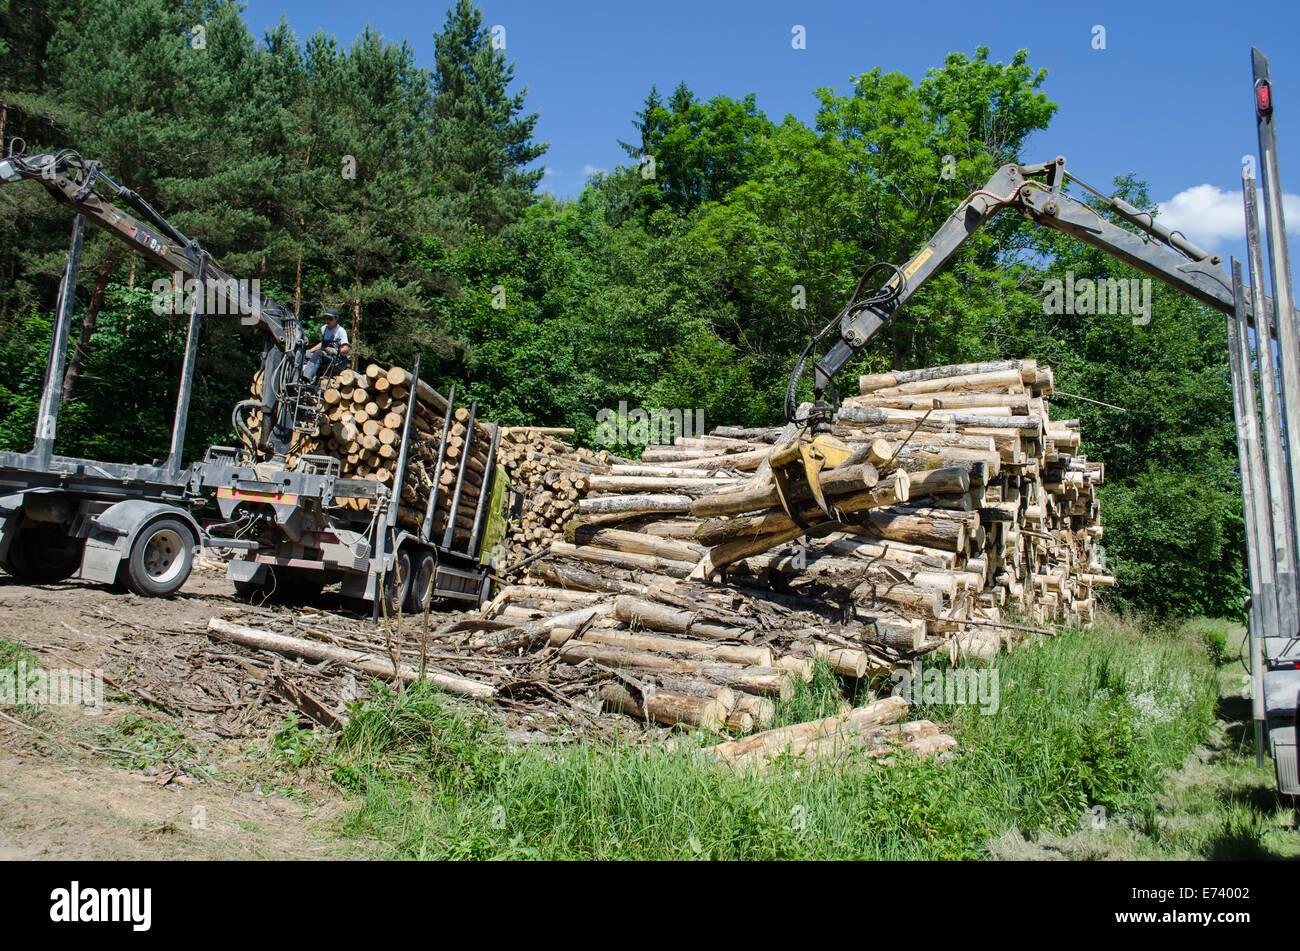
[0, 568, 369, 860]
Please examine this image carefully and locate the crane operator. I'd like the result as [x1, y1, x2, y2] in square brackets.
[302, 306, 350, 381]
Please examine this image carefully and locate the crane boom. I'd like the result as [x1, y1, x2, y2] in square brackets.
[808, 156, 1292, 407]
[0, 148, 310, 457]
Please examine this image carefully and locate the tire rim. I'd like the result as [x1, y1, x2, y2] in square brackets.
[386, 557, 410, 610]
[142, 529, 186, 585]
[414, 561, 434, 606]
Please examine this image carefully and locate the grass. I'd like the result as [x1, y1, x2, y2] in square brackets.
[1067, 617, 1300, 860]
[0, 638, 41, 718]
[259, 608, 1290, 860]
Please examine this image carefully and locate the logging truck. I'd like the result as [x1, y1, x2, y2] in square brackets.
[0, 147, 510, 611]
[196, 365, 512, 616]
[773, 48, 1299, 793]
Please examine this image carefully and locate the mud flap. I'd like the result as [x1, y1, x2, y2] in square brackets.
[1273, 728, 1299, 795]
[0, 493, 23, 568]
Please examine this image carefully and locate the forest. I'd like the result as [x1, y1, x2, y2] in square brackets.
[0, 0, 1245, 617]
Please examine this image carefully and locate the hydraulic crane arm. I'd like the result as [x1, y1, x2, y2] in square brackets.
[0, 148, 310, 456]
[808, 155, 1285, 411]
[0, 149, 297, 346]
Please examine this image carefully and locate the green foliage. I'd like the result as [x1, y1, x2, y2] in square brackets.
[1177, 617, 1232, 666]
[0, 284, 256, 460]
[430, 0, 547, 236]
[330, 683, 503, 799]
[1102, 470, 1246, 619]
[619, 82, 774, 218]
[278, 613, 1218, 859]
[105, 714, 199, 770]
[771, 659, 846, 728]
[0, 6, 1249, 613]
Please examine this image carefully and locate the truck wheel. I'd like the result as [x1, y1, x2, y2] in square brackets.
[382, 550, 411, 617]
[122, 517, 194, 597]
[405, 551, 436, 614]
[2, 517, 84, 583]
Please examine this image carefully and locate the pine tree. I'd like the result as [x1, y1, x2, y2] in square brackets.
[429, 0, 546, 236]
[305, 27, 439, 364]
[618, 84, 667, 160]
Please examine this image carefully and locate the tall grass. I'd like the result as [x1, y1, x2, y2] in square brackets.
[279, 613, 1220, 859]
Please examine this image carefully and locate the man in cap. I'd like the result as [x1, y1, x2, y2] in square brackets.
[302, 306, 350, 381]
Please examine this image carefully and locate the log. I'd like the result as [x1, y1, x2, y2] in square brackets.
[612, 595, 747, 641]
[695, 472, 910, 548]
[549, 541, 698, 577]
[690, 462, 880, 518]
[576, 628, 772, 666]
[796, 719, 944, 765]
[206, 618, 494, 699]
[585, 474, 735, 493]
[559, 642, 793, 698]
[577, 494, 693, 516]
[867, 367, 1026, 397]
[858, 360, 1031, 393]
[850, 510, 968, 552]
[600, 682, 726, 732]
[905, 466, 970, 497]
[705, 696, 908, 765]
[567, 525, 704, 562]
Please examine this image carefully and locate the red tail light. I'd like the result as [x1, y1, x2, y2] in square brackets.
[1257, 80, 1273, 116]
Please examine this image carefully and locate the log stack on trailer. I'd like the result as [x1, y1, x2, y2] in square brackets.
[222, 361, 504, 610]
[246, 364, 498, 548]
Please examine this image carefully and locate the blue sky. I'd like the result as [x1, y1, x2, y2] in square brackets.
[241, 0, 1300, 267]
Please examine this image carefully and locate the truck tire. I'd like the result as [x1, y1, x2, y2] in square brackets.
[121, 517, 194, 597]
[382, 550, 412, 617]
[2, 517, 84, 584]
[405, 551, 436, 614]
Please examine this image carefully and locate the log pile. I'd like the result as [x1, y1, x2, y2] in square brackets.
[496, 428, 612, 563]
[703, 358, 1111, 629]
[245, 364, 494, 543]
[840, 357, 1110, 629]
[481, 357, 1110, 741]
[237, 355, 1110, 763]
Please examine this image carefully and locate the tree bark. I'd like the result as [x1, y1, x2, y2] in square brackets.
[61, 252, 117, 403]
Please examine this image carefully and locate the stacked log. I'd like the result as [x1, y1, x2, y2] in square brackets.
[497, 428, 611, 563]
[479, 571, 839, 734]
[706, 359, 1110, 629]
[246, 364, 494, 541]
[242, 355, 1109, 750]
[488, 358, 1110, 738]
[701, 696, 955, 772]
[839, 358, 1109, 628]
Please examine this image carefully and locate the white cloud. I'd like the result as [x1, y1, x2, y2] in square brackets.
[580, 164, 606, 178]
[1156, 184, 1300, 250]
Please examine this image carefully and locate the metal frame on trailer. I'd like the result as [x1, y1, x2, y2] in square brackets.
[0, 213, 209, 593]
[1222, 48, 1300, 794]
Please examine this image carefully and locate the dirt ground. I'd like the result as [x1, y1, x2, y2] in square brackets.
[0, 566, 372, 860]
